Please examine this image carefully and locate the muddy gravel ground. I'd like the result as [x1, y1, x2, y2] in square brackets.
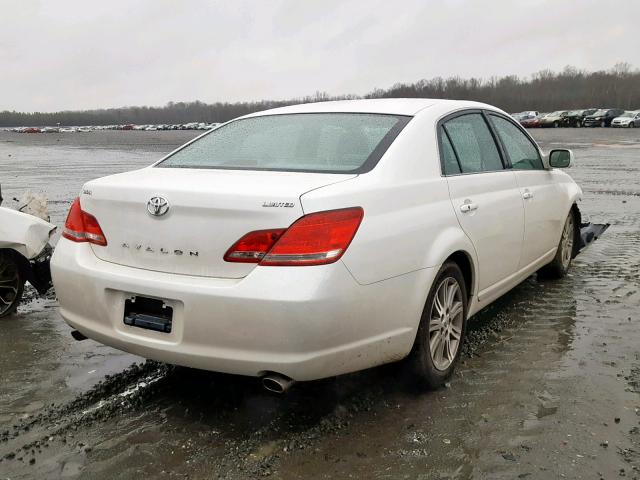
[0, 128, 639, 480]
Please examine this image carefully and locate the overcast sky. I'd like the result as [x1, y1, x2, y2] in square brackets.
[1, 0, 638, 112]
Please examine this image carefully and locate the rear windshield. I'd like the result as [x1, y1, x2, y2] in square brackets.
[157, 113, 410, 173]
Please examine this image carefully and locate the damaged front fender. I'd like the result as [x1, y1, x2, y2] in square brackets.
[0, 207, 56, 260]
[0, 207, 56, 295]
[577, 222, 609, 253]
[572, 205, 609, 256]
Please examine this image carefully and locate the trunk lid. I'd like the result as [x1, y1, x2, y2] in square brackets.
[81, 167, 356, 278]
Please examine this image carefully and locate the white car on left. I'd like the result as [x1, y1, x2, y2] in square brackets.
[0, 187, 56, 317]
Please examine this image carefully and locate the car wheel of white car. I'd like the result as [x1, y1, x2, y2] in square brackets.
[409, 261, 468, 389]
[539, 210, 578, 279]
[629, 123, 635, 128]
[0, 251, 24, 318]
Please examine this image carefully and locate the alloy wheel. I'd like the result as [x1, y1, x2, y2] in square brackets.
[428, 277, 464, 371]
[560, 214, 574, 269]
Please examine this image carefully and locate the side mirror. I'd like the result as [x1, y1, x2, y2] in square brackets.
[548, 149, 574, 168]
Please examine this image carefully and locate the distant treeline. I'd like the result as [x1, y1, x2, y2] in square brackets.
[2, 64, 639, 127]
[368, 64, 640, 113]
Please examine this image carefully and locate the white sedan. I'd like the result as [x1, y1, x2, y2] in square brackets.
[51, 99, 606, 393]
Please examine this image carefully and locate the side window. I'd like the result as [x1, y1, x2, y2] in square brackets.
[440, 128, 461, 175]
[442, 113, 503, 173]
[490, 115, 543, 170]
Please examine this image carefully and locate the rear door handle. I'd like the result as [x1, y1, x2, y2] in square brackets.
[523, 190, 534, 200]
[460, 202, 479, 213]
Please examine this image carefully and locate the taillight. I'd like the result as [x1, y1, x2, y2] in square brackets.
[223, 229, 286, 263]
[224, 207, 364, 266]
[62, 197, 108, 246]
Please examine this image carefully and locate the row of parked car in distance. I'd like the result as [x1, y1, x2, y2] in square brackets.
[5, 122, 221, 133]
[8, 109, 640, 133]
[513, 109, 640, 128]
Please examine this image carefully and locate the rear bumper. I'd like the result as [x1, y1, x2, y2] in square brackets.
[51, 240, 433, 381]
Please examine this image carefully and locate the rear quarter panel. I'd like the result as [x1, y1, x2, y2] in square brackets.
[300, 110, 478, 288]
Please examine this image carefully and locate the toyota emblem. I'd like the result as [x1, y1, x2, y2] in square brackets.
[147, 196, 170, 217]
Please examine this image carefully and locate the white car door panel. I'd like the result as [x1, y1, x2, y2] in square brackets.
[514, 171, 565, 267]
[487, 114, 565, 268]
[447, 172, 524, 293]
[440, 112, 525, 295]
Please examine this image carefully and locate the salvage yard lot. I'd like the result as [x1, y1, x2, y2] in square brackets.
[0, 128, 639, 479]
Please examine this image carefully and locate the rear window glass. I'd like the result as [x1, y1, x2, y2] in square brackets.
[440, 128, 461, 175]
[442, 113, 504, 173]
[157, 113, 409, 173]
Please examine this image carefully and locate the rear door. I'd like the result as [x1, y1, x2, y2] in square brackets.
[487, 113, 564, 269]
[441, 111, 525, 293]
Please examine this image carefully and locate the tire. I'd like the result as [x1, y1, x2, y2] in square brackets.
[601, 120, 606, 128]
[538, 210, 578, 279]
[409, 261, 468, 389]
[553, 121, 559, 128]
[575, 120, 581, 128]
[629, 122, 635, 128]
[0, 251, 25, 318]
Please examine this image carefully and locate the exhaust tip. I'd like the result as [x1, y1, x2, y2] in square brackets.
[262, 374, 294, 394]
[71, 330, 88, 341]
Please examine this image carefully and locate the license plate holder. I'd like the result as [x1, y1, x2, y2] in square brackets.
[123, 296, 173, 333]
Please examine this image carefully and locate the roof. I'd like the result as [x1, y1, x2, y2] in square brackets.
[241, 98, 498, 118]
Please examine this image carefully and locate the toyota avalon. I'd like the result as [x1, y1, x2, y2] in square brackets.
[51, 99, 606, 392]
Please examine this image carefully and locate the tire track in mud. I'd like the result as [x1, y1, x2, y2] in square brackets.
[0, 361, 171, 464]
[0, 276, 597, 478]
[0, 348, 393, 477]
[3, 234, 638, 479]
